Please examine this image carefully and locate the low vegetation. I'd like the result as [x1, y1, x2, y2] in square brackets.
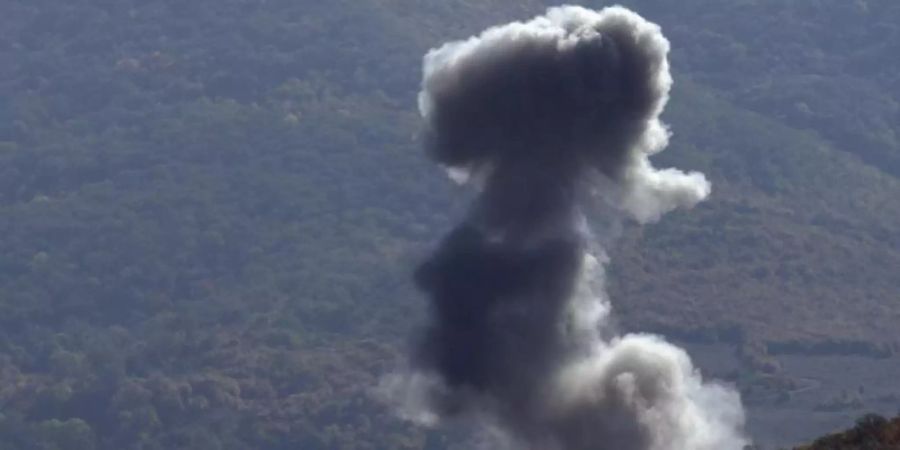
[795, 414, 900, 450]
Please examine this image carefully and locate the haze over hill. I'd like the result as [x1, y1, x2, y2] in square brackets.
[0, 0, 898, 449]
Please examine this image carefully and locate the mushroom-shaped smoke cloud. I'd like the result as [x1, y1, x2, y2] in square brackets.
[382, 6, 745, 450]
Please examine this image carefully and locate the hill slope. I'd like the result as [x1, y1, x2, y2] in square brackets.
[795, 414, 900, 450]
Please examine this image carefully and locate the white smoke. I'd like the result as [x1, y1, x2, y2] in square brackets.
[547, 251, 747, 450]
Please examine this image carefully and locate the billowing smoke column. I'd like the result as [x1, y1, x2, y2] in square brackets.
[386, 6, 746, 450]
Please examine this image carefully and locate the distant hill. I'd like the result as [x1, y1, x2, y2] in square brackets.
[0, 0, 898, 448]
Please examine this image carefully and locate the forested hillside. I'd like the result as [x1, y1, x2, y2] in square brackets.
[0, 0, 898, 448]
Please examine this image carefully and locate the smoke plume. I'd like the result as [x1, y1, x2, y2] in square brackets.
[384, 6, 745, 449]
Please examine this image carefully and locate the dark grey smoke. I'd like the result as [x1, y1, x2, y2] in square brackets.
[382, 6, 744, 450]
